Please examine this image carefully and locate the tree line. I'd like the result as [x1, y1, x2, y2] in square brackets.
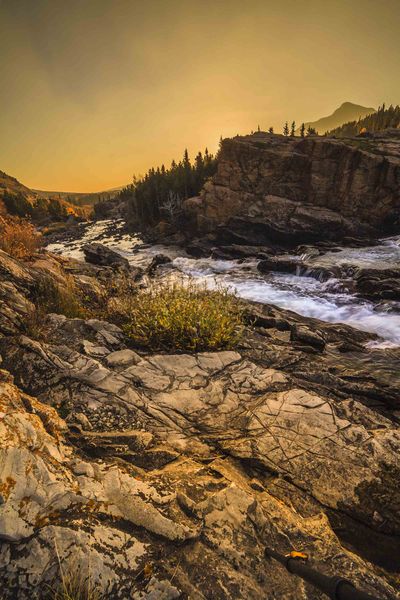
[327, 104, 400, 137]
[253, 123, 317, 136]
[116, 148, 218, 228]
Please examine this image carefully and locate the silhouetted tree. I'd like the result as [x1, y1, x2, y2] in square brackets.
[268, 126, 274, 134]
[290, 121, 296, 136]
[283, 122, 289, 136]
[300, 123, 306, 137]
[306, 126, 317, 136]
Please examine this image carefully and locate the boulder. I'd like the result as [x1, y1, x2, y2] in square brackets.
[147, 253, 172, 276]
[290, 323, 326, 351]
[355, 267, 400, 301]
[83, 243, 130, 269]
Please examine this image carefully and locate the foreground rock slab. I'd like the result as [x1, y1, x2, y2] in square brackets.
[1, 368, 399, 599]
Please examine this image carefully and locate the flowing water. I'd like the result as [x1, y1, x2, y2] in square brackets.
[47, 220, 400, 347]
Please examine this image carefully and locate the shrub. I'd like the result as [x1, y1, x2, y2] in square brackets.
[2, 192, 33, 217]
[33, 275, 86, 319]
[122, 280, 244, 352]
[0, 215, 42, 259]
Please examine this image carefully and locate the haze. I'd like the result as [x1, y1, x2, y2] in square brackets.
[1, 0, 400, 192]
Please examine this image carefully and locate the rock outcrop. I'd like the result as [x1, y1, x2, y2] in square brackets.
[83, 242, 130, 269]
[0, 246, 400, 598]
[184, 132, 400, 246]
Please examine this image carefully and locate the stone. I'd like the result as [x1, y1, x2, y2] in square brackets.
[290, 324, 326, 351]
[1, 245, 400, 599]
[146, 253, 172, 276]
[83, 243, 130, 268]
[105, 348, 141, 368]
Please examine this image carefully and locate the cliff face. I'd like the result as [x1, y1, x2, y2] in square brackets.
[185, 131, 400, 245]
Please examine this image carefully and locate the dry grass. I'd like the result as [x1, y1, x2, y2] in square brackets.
[50, 568, 102, 600]
[33, 275, 87, 319]
[0, 215, 41, 259]
[104, 274, 139, 324]
[122, 279, 244, 352]
[20, 276, 86, 339]
[20, 304, 49, 340]
[48, 541, 103, 600]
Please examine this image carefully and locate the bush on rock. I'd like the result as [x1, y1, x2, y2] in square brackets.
[121, 280, 244, 352]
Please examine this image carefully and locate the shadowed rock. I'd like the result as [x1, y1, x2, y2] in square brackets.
[83, 242, 130, 268]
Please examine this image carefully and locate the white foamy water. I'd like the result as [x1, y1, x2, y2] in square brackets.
[46, 220, 142, 262]
[308, 235, 400, 271]
[172, 257, 400, 346]
[46, 221, 400, 347]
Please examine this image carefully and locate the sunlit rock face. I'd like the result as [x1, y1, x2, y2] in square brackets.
[185, 132, 400, 244]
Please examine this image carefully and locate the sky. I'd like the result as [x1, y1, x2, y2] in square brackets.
[1, 0, 400, 192]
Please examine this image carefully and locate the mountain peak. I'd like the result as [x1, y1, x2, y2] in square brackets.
[302, 102, 376, 134]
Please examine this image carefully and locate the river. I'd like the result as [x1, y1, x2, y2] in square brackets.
[47, 220, 400, 347]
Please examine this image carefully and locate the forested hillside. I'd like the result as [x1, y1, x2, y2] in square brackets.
[115, 148, 218, 228]
[327, 104, 400, 137]
[0, 169, 92, 223]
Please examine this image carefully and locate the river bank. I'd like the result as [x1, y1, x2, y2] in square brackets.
[47, 219, 400, 348]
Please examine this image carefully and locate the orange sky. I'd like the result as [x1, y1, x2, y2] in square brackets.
[1, 0, 400, 192]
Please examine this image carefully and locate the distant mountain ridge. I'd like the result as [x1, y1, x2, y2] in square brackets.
[32, 187, 122, 206]
[0, 169, 95, 219]
[299, 102, 376, 134]
[327, 104, 400, 137]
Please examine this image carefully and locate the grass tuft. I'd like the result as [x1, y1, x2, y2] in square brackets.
[33, 275, 87, 319]
[20, 275, 86, 339]
[121, 279, 244, 352]
[48, 540, 103, 600]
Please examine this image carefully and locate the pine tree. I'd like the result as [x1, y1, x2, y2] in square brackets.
[283, 122, 289, 136]
[118, 146, 218, 228]
[257, 124, 261, 132]
[290, 121, 296, 136]
[300, 123, 305, 138]
[268, 126, 274, 134]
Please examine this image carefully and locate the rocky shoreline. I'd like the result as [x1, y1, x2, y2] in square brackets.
[1, 240, 400, 598]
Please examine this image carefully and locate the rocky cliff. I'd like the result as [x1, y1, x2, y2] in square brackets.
[184, 131, 400, 246]
[0, 245, 400, 598]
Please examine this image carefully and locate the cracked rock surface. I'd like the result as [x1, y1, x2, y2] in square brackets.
[0, 248, 400, 598]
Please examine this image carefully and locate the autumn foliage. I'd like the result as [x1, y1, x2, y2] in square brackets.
[0, 215, 42, 259]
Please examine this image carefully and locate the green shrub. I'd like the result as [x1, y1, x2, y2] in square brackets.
[121, 280, 244, 352]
